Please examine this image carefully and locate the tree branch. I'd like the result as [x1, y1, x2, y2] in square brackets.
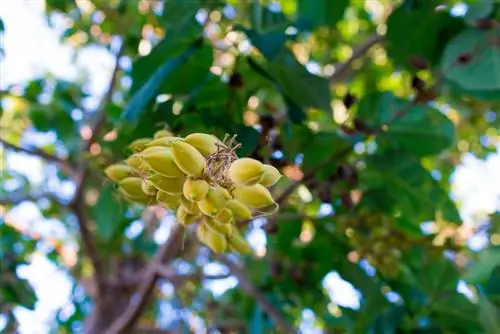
[0, 138, 75, 176]
[104, 225, 185, 334]
[330, 33, 385, 84]
[217, 256, 296, 333]
[155, 265, 231, 283]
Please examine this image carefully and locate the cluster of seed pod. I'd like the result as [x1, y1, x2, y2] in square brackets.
[104, 130, 282, 254]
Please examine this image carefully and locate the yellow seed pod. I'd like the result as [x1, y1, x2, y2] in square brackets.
[198, 199, 220, 217]
[228, 232, 253, 255]
[217, 185, 232, 201]
[205, 217, 233, 235]
[183, 178, 209, 201]
[145, 136, 181, 148]
[259, 165, 282, 187]
[196, 223, 208, 244]
[153, 129, 173, 139]
[204, 225, 228, 253]
[225, 199, 253, 221]
[119, 177, 147, 198]
[184, 133, 221, 157]
[156, 191, 181, 209]
[126, 154, 145, 171]
[128, 138, 152, 152]
[149, 174, 185, 194]
[176, 205, 197, 226]
[105, 164, 135, 183]
[228, 158, 265, 185]
[140, 146, 168, 156]
[141, 179, 157, 196]
[214, 207, 234, 224]
[141, 147, 184, 178]
[171, 140, 206, 177]
[232, 184, 275, 209]
[180, 196, 200, 215]
[121, 193, 152, 206]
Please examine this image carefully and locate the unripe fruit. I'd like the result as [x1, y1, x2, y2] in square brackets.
[180, 196, 199, 215]
[232, 184, 275, 208]
[198, 199, 220, 217]
[141, 179, 157, 196]
[198, 186, 228, 216]
[217, 185, 232, 200]
[184, 133, 221, 156]
[140, 146, 169, 156]
[228, 233, 253, 255]
[105, 164, 135, 182]
[149, 174, 185, 194]
[196, 223, 208, 244]
[183, 178, 209, 201]
[145, 136, 180, 148]
[225, 199, 253, 221]
[141, 148, 184, 178]
[121, 193, 152, 205]
[154, 129, 173, 139]
[171, 140, 206, 177]
[206, 217, 233, 235]
[259, 165, 282, 187]
[128, 138, 151, 152]
[228, 158, 265, 185]
[126, 154, 145, 170]
[119, 177, 147, 198]
[214, 208, 234, 224]
[156, 191, 180, 209]
[176, 205, 197, 225]
[204, 226, 227, 253]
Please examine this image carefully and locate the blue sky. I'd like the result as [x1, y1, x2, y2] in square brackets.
[1, 1, 499, 333]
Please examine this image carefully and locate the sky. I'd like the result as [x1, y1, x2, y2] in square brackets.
[0, 1, 499, 333]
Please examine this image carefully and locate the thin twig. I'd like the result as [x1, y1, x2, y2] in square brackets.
[0, 138, 75, 176]
[155, 265, 231, 283]
[104, 225, 185, 334]
[217, 256, 296, 333]
[330, 34, 385, 84]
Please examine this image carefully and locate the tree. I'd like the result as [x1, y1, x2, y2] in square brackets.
[1, 0, 500, 333]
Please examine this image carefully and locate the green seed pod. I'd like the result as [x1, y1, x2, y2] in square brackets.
[204, 225, 228, 253]
[228, 232, 253, 255]
[228, 158, 265, 185]
[197, 186, 228, 216]
[259, 165, 282, 187]
[145, 136, 181, 148]
[121, 193, 152, 206]
[153, 129, 173, 139]
[198, 199, 220, 217]
[214, 207, 234, 224]
[171, 140, 206, 177]
[156, 191, 181, 210]
[205, 217, 233, 235]
[119, 177, 147, 198]
[128, 138, 152, 152]
[232, 184, 275, 209]
[126, 154, 145, 171]
[184, 133, 221, 157]
[180, 196, 200, 215]
[149, 174, 185, 194]
[105, 164, 135, 183]
[141, 179, 157, 196]
[141, 147, 184, 178]
[196, 223, 208, 244]
[183, 178, 209, 201]
[176, 205, 197, 225]
[225, 199, 253, 221]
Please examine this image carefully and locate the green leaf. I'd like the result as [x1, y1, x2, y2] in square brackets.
[248, 2, 290, 32]
[302, 131, 352, 171]
[93, 185, 125, 241]
[418, 257, 459, 295]
[361, 153, 461, 223]
[162, 0, 200, 31]
[478, 296, 500, 334]
[234, 125, 260, 156]
[238, 27, 290, 60]
[124, 40, 203, 123]
[432, 294, 480, 331]
[297, 0, 348, 29]
[267, 50, 332, 112]
[442, 28, 500, 92]
[0, 18, 4, 33]
[387, 5, 464, 68]
[357, 92, 455, 156]
[466, 248, 500, 284]
[465, 2, 494, 23]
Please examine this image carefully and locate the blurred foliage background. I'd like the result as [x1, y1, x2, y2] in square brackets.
[1, 0, 500, 333]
